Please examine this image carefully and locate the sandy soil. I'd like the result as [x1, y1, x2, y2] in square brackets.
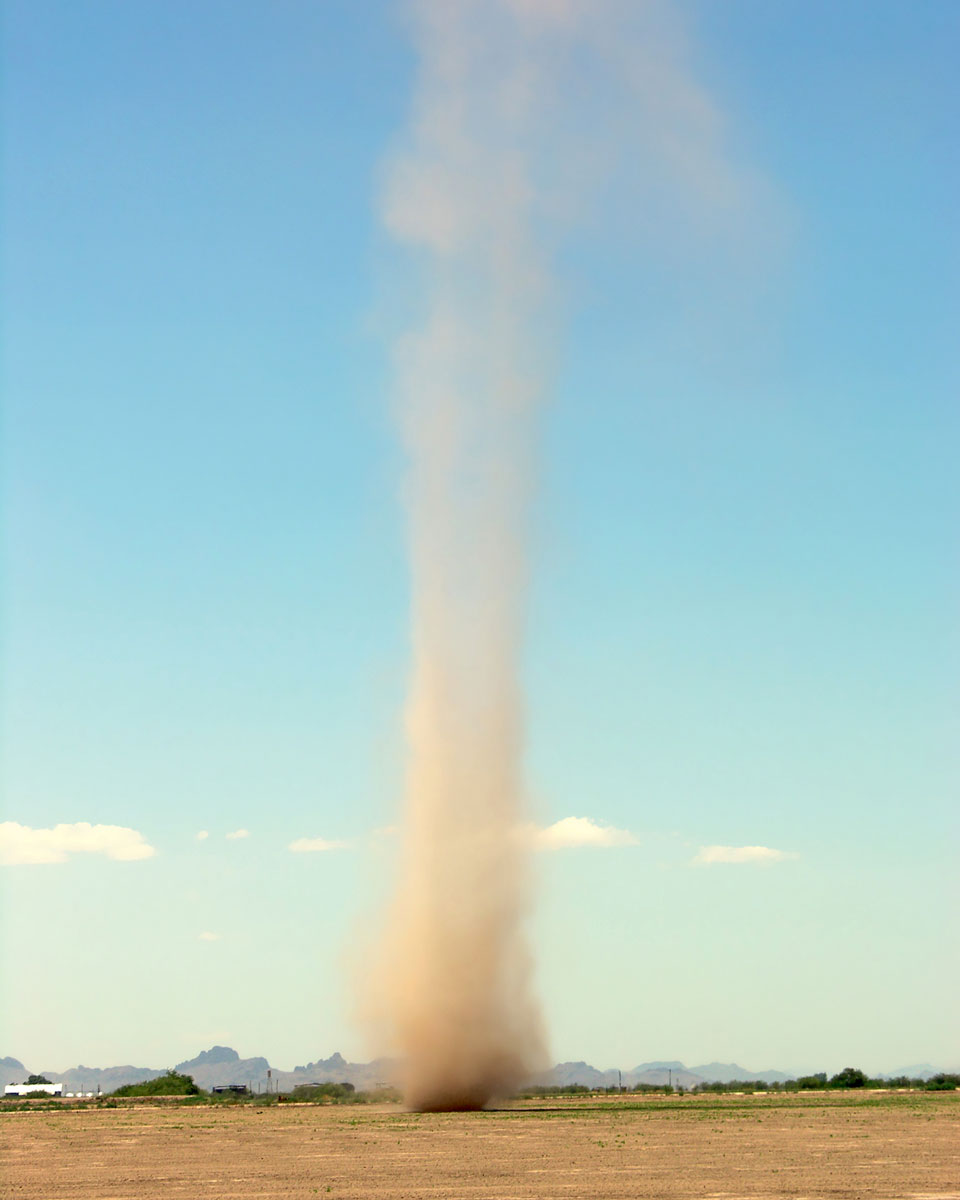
[2, 1092, 957, 1199]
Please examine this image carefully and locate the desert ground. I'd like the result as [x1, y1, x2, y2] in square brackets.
[2, 1092, 957, 1200]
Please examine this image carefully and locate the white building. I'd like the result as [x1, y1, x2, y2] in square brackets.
[4, 1082, 63, 1096]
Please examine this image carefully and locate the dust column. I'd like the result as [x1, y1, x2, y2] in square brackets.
[377, 0, 553, 1111]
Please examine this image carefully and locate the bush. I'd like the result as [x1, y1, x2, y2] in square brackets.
[112, 1071, 200, 1097]
[925, 1073, 960, 1091]
[829, 1067, 868, 1089]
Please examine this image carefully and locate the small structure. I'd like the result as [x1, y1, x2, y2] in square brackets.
[5, 1082, 63, 1097]
[211, 1084, 249, 1095]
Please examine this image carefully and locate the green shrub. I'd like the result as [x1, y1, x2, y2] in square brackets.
[112, 1070, 200, 1097]
[829, 1067, 868, 1089]
[925, 1073, 960, 1090]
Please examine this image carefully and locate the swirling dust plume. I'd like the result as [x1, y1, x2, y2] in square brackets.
[364, 0, 774, 1112]
[369, 0, 556, 1112]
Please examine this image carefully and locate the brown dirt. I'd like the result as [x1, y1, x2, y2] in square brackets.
[2, 1092, 957, 1199]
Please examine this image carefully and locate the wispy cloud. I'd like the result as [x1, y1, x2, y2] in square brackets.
[0, 821, 156, 866]
[534, 816, 638, 851]
[198, 931, 221, 942]
[692, 844, 798, 865]
[225, 829, 250, 840]
[288, 836, 350, 853]
[195, 830, 209, 841]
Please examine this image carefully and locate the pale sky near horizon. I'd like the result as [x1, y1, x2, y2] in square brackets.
[2, 0, 957, 1078]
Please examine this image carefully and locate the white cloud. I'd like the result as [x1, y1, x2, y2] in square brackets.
[195, 830, 209, 841]
[692, 844, 798, 865]
[288, 836, 350, 853]
[198, 931, 221, 942]
[0, 821, 156, 866]
[534, 816, 638, 851]
[225, 828, 250, 840]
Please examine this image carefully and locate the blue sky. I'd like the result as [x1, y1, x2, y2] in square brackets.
[2, 0, 957, 1076]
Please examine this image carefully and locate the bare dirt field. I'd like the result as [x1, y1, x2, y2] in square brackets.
[2, 1092, 957, 1200]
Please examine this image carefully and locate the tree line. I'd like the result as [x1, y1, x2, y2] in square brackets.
[522, 1068, 960, 1097]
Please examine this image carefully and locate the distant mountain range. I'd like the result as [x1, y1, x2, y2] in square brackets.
[533, 1060, 792, 1089]
[1, 1048, 950, 1094]
[0, 1047, 395, 1094]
